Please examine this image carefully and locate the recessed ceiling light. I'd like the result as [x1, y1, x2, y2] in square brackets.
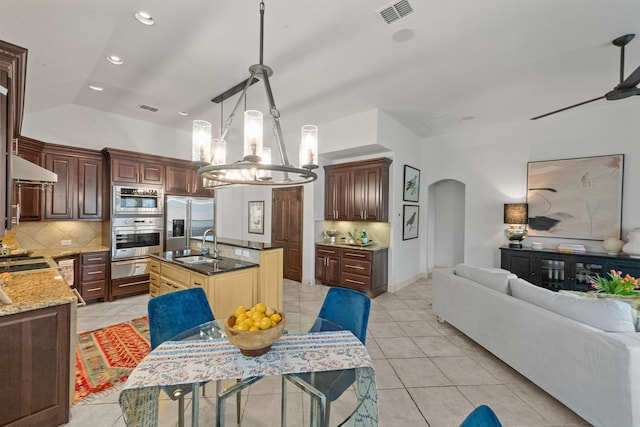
[134, 11, 155, 26]
[392, 28, 414, 42]
[178, 111, 189, 116]
[106, 55, 123, 65]
[88, 85, 104, 92]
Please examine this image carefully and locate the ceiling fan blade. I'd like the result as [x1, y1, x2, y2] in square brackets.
[617, 64, 640, 89]
[530, 95, 605, 120]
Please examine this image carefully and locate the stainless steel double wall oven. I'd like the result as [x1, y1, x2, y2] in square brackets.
[106, 185, 164, 299]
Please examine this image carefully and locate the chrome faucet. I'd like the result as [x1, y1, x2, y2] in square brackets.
[202, 228, 218, 258]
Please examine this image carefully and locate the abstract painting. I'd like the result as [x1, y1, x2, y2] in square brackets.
[527, 154, 623, 240]
[403, 165, 420, 202]
[403, 205, 419, 240]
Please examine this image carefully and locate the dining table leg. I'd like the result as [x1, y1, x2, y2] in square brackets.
[192, 383, 200, 427]
[216, 376, 262, 427]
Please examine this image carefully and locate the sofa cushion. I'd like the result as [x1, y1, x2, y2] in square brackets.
[560, 291, 640, 332]
[510, 278, 635, 332]
[454, 263, 515, 294]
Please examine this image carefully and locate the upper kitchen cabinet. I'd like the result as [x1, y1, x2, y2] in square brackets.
[324, 158, 392, 222]
[165, 163, 214, 196]
[13, 137, 44, 221]
[0, 40, 27, 235]
[42, 142, 103, 221]
[103, 149, 164, 186]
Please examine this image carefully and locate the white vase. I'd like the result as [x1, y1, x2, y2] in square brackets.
[622, 228, 640, 258]
[603, 237, 624, 255]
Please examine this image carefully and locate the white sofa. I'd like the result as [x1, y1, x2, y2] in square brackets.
[432, 265, 640, 427]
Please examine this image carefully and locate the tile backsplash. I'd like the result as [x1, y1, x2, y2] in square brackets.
[315, 220, 390, 246]
[12, 221, 103, 250]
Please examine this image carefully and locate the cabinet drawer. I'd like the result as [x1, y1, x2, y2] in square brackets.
[342, 249, 372, 261]
[341, 259, 372, 276]
[81, 280, 106, 299]
[316, 245, 340, 256]
[81, 252, 108, 265]
[161, 263, 190, 286]
[150, 259, 161, 274]
[81, 264, 106, 282]
[341, 272, 371, 291]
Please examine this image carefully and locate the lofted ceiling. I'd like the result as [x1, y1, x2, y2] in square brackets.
[1, 0, 640, 140]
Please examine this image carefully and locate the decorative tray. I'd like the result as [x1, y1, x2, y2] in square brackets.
[343, 241, 374, 247]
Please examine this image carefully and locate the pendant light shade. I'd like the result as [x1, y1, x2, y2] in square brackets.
[244, 110, 263, 161]
[300, 125, 318, 168]
[192, 120, 212, 165]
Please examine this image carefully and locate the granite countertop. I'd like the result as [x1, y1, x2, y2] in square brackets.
[193, 237, 283, 251]
[316, 241, 389, 252]
[30, 246, 110, 259]
[0, 270, 77, 316]
[151, 250, 258, 276]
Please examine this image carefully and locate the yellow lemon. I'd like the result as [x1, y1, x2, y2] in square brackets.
[235, 313, 247, 325]
[242, 318, 254, 328]
[251, 311, 265, 321]
[259, 317, 273, 330]
[234, 305, 246, 317]
[249, 326, 259, 331]
[255, 302, 267, 313]
[236, 323, 249, 331]
[265, 308, 275, 317]
[270, 313, 282, 324]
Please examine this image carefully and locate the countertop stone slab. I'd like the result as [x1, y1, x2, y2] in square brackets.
[0, 270, 76, 316]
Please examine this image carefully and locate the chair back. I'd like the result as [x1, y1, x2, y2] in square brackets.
[318, 287, 371, 344]
[459, 405, 502, 427]
[148, 287, 214, 349]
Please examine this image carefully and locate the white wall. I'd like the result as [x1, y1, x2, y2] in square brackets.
[423, 100, 640, 269]
[432, 179, 465, 267]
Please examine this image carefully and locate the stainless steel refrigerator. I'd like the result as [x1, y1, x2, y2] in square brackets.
[165, 195, 214, 252]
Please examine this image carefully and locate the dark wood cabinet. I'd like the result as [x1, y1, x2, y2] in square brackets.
[13, 138, 44, 221]
[0, 303, 71, 427]
[501, 247, 640, 292]
[42, 145, 103, 221]
[316, 244, 389, 297]
[80, 251, 108, 302]
[316, 245, 341, 285]
[165, 164, 214, 196]
[111, 157, 164, 185]
[324, 158, 391, 222]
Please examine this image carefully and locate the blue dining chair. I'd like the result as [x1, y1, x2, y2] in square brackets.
[148, 288, 214, 427]
[459, 405, 503, 427]
[283, 287, 371, 427]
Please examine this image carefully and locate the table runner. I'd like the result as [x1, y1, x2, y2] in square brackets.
[119, 330, 377, 426]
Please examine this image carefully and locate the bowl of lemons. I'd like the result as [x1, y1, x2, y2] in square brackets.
[224, 303, 285, 356]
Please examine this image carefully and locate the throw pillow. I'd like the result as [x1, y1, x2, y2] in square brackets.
[510, 278, 635, 332]
[561, 291, 640, 332]
[454, 263, 515, 294]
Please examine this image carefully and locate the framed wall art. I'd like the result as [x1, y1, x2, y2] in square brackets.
[403, 205, 419, 240]
[403, 165, 420, 202]
[248, 201, 264, 234]
[526, 154, 623, 240]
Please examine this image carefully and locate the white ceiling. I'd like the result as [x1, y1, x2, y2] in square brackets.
[2, 0, 640, 139]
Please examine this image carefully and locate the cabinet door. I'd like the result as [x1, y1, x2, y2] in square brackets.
[324, 170, 337, 220]
[14, 148, 43, 221]
[140, 163, 164, 185]
[165, 166, 191, 194]
[352, 167, 382, 221]
[44, 154, 76, 219]
[191, 170, 214, 195]
[536, 254, 575, 291]
[112, 158, 139, 183]
[501, 250, 537, 283]
[77, 156, 103, 219]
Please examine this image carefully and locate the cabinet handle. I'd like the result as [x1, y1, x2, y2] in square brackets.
[345, 253, 366, 258]
[193, 281, 203, 286]
[318, 249, 334, 254]
[87, 271, 102, 275]
[345, 278, 365, 285]
[86, 257, 103, 262]
[345, 264, 365, 270]
[119, 280, 148, 288]
[86, 287, 102, 292]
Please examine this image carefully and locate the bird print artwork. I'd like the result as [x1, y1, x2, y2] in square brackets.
[405, 176, 417, 196]
[405, 211, 417, 231]
[404, 166, 420, 202]
[403, 206, 419, 240]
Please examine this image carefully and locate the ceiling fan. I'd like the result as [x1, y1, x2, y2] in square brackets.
[531, 33, 640, 120]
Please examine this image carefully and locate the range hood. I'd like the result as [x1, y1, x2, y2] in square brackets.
[12, 155, 58, 185]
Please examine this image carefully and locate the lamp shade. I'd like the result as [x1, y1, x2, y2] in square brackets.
[192, 120, 212, 164]
[243, 110, 263, 161]
[504, 203, 528, 224]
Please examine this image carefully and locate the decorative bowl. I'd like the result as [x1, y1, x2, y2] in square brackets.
[224, 312, 286, 356]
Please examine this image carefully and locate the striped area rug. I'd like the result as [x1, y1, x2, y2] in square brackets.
[74, 316, 150, 403]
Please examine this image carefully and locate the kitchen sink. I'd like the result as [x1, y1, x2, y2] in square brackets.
[0, 256, 57, 273]
[175, 255, 221, 264]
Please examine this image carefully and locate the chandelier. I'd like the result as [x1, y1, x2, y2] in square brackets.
[193, 1, 318, 187]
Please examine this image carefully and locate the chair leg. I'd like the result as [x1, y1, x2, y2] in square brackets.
[236, 388, 241, 425]
[324, 401, 331, 427]
[281, 376, 287, 427]
[178, 395, 185, 427]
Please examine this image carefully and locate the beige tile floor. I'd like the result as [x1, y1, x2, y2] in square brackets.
[66, 278, 592, 427]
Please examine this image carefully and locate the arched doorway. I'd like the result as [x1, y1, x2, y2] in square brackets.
[427, 179, 465, 269]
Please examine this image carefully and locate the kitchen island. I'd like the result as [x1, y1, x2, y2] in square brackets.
[150, 240, 283, 319]
[0, 269, 77, 427]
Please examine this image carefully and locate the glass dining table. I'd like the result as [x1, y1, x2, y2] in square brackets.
[119, 313, 378, 427]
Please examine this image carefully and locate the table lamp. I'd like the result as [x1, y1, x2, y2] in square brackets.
[504, 203, 528, 248]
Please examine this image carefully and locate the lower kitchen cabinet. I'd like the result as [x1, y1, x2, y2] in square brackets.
[110, 258, 150, 300]
[149, 258, 160, 297]
[0, 303, 71, 427]
[258, 248, 283, 311]
[315, 244, 388, 297]
[79, 251, 108, 302]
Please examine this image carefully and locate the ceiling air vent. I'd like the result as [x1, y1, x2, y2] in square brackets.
[139, 104, 159, 112]
[377, 0, 414, 25]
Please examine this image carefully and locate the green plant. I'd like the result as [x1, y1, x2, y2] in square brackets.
[590, 270, 639, 295]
